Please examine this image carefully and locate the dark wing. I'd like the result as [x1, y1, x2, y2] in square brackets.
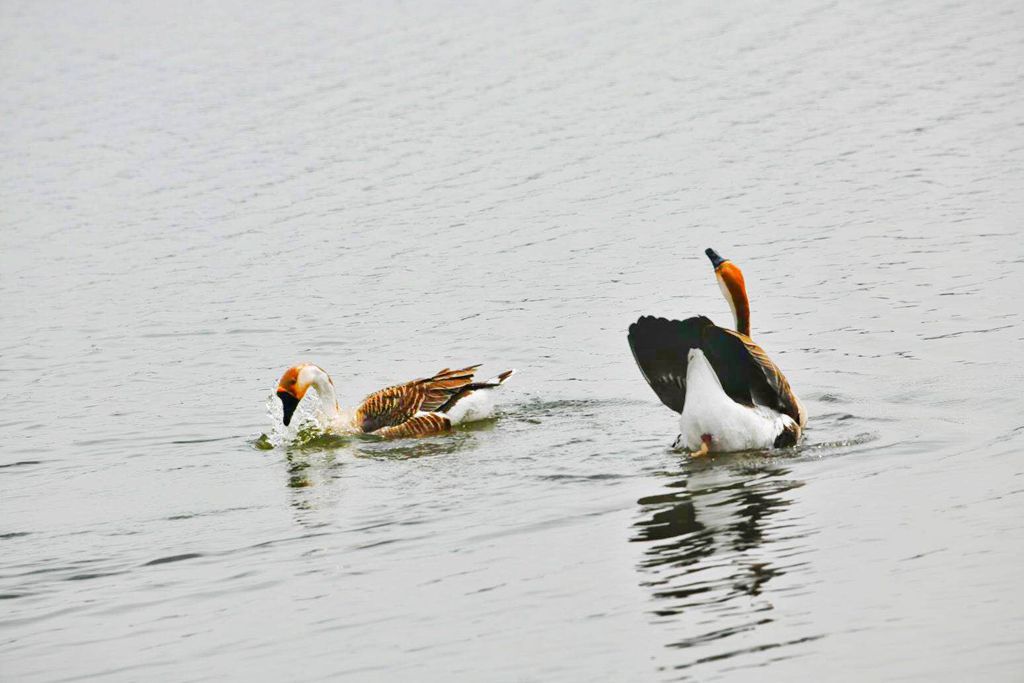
[355, 365, 481, 433]
[627, 315, 715, 413]
[628, 316, 805, 426]
[703, 327, 806, 427]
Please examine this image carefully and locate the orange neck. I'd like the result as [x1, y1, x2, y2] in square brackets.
[716, 262, 750, 336]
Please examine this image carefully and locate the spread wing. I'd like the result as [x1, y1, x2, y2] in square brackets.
[628, 315, 804, 426]
[354, 365, 480, 433]
[627, 315, 714, 413]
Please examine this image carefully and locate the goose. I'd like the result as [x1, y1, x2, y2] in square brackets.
[627, 248, 806, 456]
[274, 363, 515, 438]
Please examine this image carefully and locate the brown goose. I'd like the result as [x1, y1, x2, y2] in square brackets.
[274, 364, 515, 438]
[627, 248, 806, 455]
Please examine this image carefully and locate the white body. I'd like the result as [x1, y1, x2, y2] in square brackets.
[444, 372, 510, 425]
[676, 349, 794, 452]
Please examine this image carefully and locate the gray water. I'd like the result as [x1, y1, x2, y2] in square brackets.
[2, 0, 1023, 680]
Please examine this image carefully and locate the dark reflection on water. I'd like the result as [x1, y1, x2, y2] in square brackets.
[280, 428, 485, 520]
[633, 458, 811, 667]
[284, 451, 343, 489]
[281, 451, 346, 531]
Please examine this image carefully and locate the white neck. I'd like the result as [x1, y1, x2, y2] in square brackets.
[301, 365, 340, 420]
[717, 277, 739, 331]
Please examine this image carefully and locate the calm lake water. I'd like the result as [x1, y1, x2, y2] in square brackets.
[2, 0, 1023, 680]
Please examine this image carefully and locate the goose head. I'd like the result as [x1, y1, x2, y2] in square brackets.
[275, 363, 332, 426]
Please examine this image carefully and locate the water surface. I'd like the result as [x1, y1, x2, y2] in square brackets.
[2, 0, 1023, 680]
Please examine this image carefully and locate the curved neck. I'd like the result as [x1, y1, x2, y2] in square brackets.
[306, 367, 340, 419]
[716, 266, 750, 336]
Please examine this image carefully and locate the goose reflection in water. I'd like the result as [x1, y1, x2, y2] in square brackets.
[632, 459, 818, 665]
[281, 429, 486, 527]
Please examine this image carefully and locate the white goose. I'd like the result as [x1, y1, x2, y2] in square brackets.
[275, 364, 515, 438]
[628, 248, 806, 455]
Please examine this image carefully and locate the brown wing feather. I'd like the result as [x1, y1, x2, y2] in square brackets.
[435, 369, 514, 413]
[373, 413, 452, 439]
[354, 383, 427, 433]
[708, 328, 806, 427]
[354, 365, 481, 433]
[419, 365, 481, 412]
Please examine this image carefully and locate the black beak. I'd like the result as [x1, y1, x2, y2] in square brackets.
[277, 391, 299, 426]
[705, 248, 727, 268]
